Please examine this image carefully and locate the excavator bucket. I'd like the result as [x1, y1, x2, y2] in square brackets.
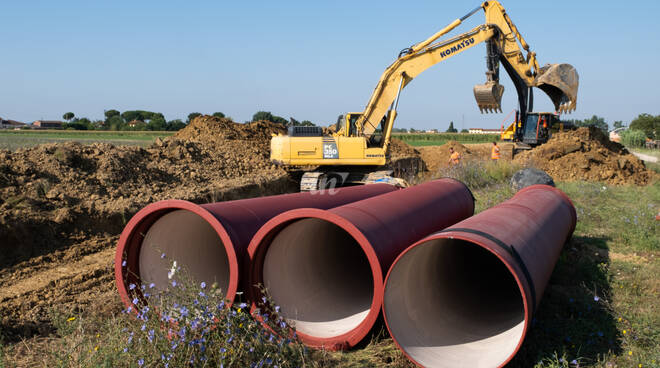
[535, 63, 579, 113]
[473, 81, 505, 113]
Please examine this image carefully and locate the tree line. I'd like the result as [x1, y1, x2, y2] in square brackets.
[58, 110, 316, 131]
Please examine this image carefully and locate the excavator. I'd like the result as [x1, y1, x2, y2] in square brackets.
[270, 1, 579, 191]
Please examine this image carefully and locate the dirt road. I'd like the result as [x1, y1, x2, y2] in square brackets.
[631, 151, 659, 163]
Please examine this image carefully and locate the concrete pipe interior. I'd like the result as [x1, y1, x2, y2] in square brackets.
[139, 210, 230, 294]
[384, 238, 525, 368]
[262, 218, 374, 338]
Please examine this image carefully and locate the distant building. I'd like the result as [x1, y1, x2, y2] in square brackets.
[0, 118, 26, 129]
[468, 128, 501, 134]
[33, 120, 63, 129]
[127, 120, 146, 128]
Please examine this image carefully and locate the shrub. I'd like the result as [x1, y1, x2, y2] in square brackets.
[53, 259, 311, 367]
[620, 129, 647, 148]
[438, 160, 521, 189]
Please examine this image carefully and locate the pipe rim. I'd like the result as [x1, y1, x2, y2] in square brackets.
[114, 200, 240, 309]
[247, 208, 384, 350]
[383, 232, 531, 368]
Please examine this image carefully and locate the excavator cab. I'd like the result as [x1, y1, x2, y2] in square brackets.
[515, 112, 558, 145]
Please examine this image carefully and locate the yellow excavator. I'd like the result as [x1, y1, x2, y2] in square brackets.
[271, 1, 579, 190]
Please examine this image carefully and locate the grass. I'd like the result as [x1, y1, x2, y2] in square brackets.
[1, 161, 658, 367]
[629, 147, 660, 159]
[393, 132, 500, 146]
[0, 130, 175, 150]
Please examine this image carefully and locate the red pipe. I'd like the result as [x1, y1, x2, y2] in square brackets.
[247, 178, 475, 350]
[383, 185, 576, 368]
[114, 184, 397, 310]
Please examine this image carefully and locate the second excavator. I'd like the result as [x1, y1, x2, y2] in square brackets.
[271, 1, 579, 190]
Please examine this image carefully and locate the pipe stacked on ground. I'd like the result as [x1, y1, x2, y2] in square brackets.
[114, 184, 397, 309]
[383, 185, 576, 368]
[247, 178, 475, 350]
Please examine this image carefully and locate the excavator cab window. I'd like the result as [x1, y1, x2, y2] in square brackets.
[348, 114, 359, 137]
[336, 114, 345, 134]
[367, 115, 386, 148]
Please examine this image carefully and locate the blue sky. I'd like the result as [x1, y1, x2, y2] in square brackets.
[1, 0, 659, 130]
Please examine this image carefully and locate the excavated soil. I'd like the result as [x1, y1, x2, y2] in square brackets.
[513, 127, 654, 185]
[417, 141, 476, 173]
[0, 116, 425, 343]
[387, 138, 426, 180]
[0, 116, 296, 341]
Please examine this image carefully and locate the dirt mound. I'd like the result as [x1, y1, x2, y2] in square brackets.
[418, 141, 473, 172]
[0, 116, 299, 341]
[387, 138, 426, 180]
[175, 116, 286, 143]
[513, 127, 654, 185]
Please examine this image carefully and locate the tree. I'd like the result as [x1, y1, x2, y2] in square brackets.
[460, 128, 469, 133]
[147, 115, 167, 131]
[300, 120, 314, 126]
[409, 128, 417, 133]
[104, 109, 120, 120]
[252, 111, 287, 125]
[187, 112, 202, 123]
[613, 121, 624, 129]
[629, 113, 660, 139]
[446, 121, 458, 133]
[167, 119, 186, 131]
[252, 111, 274, 122]
[575, 115, 608, 133]
[66, 117, 91, 130]
[107, 115, 124, 130]
[121, 111, 142, 122]
[62, 112, 75, 121]
[212, 112, 226, 118]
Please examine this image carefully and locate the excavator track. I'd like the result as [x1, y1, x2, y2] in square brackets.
[300, 170, 407, 191]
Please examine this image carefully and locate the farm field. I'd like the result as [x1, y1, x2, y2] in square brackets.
[0, 130, 175, 150]
[393, 132, 501, 147]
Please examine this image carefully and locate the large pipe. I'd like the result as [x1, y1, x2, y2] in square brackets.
[114, 184, 397, 309]
[383, 185, 576, 368]
[247, 179, 475, 350]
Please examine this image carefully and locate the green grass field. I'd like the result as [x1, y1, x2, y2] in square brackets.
[393, 133, 500, 147]
[0, 130, 175, 150]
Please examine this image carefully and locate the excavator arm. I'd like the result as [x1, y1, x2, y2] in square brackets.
[356, 1, 579, 147]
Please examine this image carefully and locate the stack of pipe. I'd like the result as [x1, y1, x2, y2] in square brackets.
[114, 180, 576, 367]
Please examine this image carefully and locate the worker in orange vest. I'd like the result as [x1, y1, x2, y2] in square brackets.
[491, 141, 501, 161]
[448, 147, 461, 166]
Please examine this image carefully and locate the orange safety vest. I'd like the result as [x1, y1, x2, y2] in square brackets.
[450, 151, 461, 165]
[491, 145, 501, 160]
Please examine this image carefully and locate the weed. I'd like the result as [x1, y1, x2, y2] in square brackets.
[435, 159, 522, 190]
[50, 259, 312, 367]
